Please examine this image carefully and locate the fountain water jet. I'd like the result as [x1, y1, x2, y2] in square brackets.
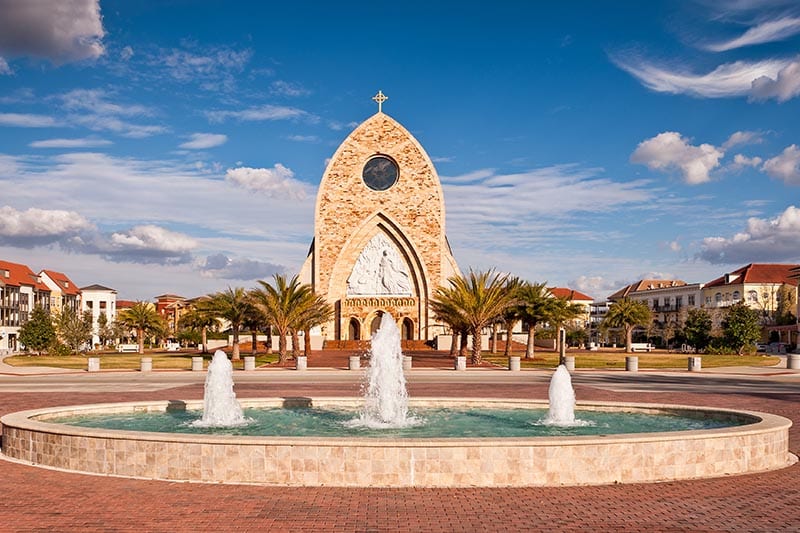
[544, 364, 577, 425]
[352, 312, 413, 427]
[191, 350, 249, 428]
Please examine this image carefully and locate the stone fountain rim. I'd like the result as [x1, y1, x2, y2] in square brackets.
[2, 397, 788, 447]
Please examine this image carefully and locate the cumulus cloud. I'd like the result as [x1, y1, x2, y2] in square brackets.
[0, 57, 11, 75]
[206, 104, 312, 123]
[750, 58, 800, 102]
[0, 113, 59, 127]
[225, 164, 310, 200]
[729, 153, 763, 171]
[0, 206, 93, 246]
[705, 16, 800, 52]
[179, 133, 228, 150]
[630, 132, 724, 185]
[761, 144, 800, 185]
[612, 55, 792, 98]
[569, 275, 614, 299]
[61, 225, 198, 265]
[29, 137, 112, 149]
[197, 253, 285, 280]
[0, 0, 105, 64]
[699, 205, 800, 264]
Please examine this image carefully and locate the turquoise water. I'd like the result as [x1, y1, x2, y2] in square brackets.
[50, 407, 746, 438]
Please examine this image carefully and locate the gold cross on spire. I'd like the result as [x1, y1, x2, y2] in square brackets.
[372, 90, 388, 113]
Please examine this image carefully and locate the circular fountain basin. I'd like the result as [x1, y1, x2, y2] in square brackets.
[1, 397, 794, 487]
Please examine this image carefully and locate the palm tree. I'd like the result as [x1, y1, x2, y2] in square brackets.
[250, 274, 312, 363]
[435, 269, 517, 365]
[547, 296, 585, 354]
[499, 276, 524, 357]
[602, 298, 652, 353]
[118, 301, 163, 354]
[512, 282, 553, 359]
[294, 292, 333, 356]
[201, 287, 252, 361]
[178, 307, 218, 354]
[430, 287, 469, 357]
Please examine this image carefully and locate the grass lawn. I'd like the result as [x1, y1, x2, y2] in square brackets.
[483, 351, 781, 369]
[4, 351, 279, 370]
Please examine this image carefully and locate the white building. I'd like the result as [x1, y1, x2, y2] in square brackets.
[80, 284, 117, 348]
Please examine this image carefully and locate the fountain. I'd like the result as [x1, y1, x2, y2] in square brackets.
[1, 341, 793, 487]
[352, 312, 413, 427]
[544, 364, 576, 425]
[191, 350, 248, 428]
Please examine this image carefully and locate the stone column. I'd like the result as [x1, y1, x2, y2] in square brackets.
[787, 354, 800, 370]
[349, 355, 360, 370]
[244, 356, 255, 371]
[140, 357, 152, 372]
[87, 357, 100, 372]
[296, 355, 307, 371]
[508, 356, 520, 371]
[564, 355, 575, 372]
[688, 356, 702, 372]
[625, 356, 638, 372]
[455, 356, 466, 371]
[191, 356, 204, 371]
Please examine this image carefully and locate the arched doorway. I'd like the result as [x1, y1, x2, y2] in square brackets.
[370, 312, 384, 337]
[402, 317, 414, 341]
[348, 318, 361, 341]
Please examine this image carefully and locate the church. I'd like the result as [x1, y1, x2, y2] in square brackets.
[298, 92, 461, 343]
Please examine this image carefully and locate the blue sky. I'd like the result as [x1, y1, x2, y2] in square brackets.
[1, 0, 799, 301]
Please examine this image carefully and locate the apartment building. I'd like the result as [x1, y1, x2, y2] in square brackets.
[702, 263, 799, 318]
[39, 269, 81, 316]
[0, 260, 51, 353]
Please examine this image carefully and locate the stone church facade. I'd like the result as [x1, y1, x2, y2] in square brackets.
[299, 94, 460, 342]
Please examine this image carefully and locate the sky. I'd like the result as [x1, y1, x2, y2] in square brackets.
[1, 0, 800, 302]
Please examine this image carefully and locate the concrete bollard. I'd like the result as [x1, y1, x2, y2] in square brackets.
[788, 354, 800, 370]
[688, 356, 702, 372]
[87, 357, 100, 372]
[564, 355, 575, 372]
[296, 355, 307, 371]
[508, 356, 520, 371]
[625, 356, 638, 372]
[244, 356, 255, 371]
[191, 356, 204, 371]
[349, 355, 360, 370]
[455, 355, 466, 371]
[403, 355, 412, 371]
[140, 357, 152, 372]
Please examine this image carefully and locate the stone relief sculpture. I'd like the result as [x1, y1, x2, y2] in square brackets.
[347, 234, 412, 296]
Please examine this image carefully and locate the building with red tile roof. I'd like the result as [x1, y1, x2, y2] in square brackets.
[39, 269, 81, 315]
[0, 260, 52, 353]
[702, 263, 798, 316]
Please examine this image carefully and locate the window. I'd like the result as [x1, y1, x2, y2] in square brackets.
[86, 301, 93, 309]
[676, 296, 683, 307]
[688, 295, 695, 306]
[705, 296, 711, 305]
[748, 290, 758, 302]
[715, 293, 722, 304]
[732, 291, 740, 302]
[99, 301, 106, 309]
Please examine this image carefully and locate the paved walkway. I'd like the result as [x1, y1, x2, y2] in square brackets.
[0, 362, 799, 531]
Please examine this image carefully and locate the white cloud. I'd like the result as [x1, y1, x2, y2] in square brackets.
[569, 275, 615, 299]
[0, 113, 59, 127]
[109, 225, 196, 253]
[57, 89, 166, 138]
[761, 144, 800, 185]
[0, 206, 93, 246]
[0, 0, 104, 64]
[0, 56, 11, 75]
[286, 135, 319, 143]
[750, 58, 800, 102]
[225, 165, 310, 200]
[730, 153, 763, 171]
[705, 16, 800, 52]
[179, 133, 228, 150]
[722, 130, 763, 150]
[699, 205, 800, 264]
[152, 45, 251, 92]
[668, 240, 682, 252]
[120, 46, 134, 61]
[270, 80, 311, 97]
[630, 132, 724, 185]
[612, 55, 795, 99]
[197, 253, 285, 281]
[29, 137, 112, 149]
[206, 104, 312, 123]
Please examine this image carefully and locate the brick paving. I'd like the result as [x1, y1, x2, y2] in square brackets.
[0, 375, 799, 532]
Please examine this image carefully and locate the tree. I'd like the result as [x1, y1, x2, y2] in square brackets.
[18, 306, 55, 355]
[683, 308, 712, 352]
[250, 275, 312, 363]
[118, 301, 163, 355]
[178, 307, 219, 353]
[55, 308, 93, 355]
[295, 291, 334, 356]
[511, 282, 552, 359]
[200, 287, 252, 361]
[774, 284, 797, 326]
[430, 285, 470, 356]
[602, 298, 652, 353]
[434, 269, 517, 365]
[547, 296, 585, 354]
[723, 301, 762, 355]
